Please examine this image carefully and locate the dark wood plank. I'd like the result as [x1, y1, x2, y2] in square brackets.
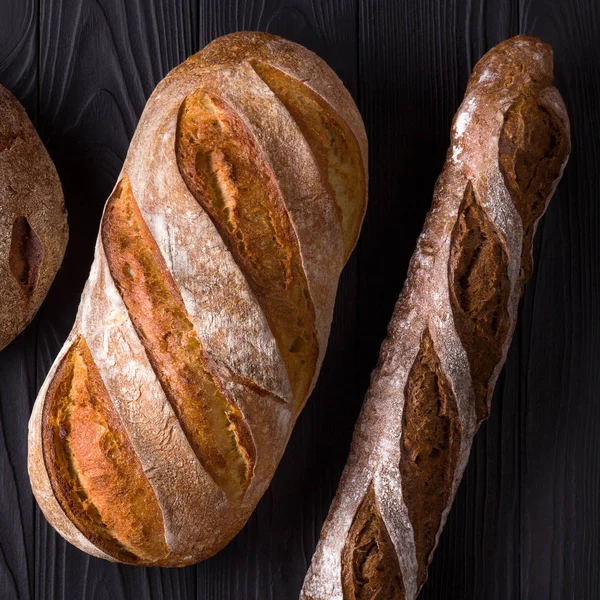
[0, 0, 599, 599]
[410, 5, 524, 597]
[0, 4, 39, 599]
[356, 1, 600, 600]
[33, 2, 198, 599]
[356, 4, 517, 598]
[30, 1, 360, 599]
[0, 0, 38, 111]
[423, 3, 600, 598]
[355, 2, 509, 598]
[515, 2, 600, 599]
[195, 3, 361, 598]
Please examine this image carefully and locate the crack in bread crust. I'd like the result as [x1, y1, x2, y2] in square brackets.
[399, 329, 461, 589]
[449, 182, 511, 422]
[176, 89, 318, 408]
[9, 215, 44, 296]
[0, 131, 18, 152]
[41, 336, 169, 564]
[250, 60, 366, 261]
[499, 95, 570, 286]
[341, 482, 405, 600]
[102, 176, 256, 501]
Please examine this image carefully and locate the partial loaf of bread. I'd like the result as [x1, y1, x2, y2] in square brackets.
[28, 32, 367, 566]
[301, 36, 570, 600]
[0, 85, 68, 350]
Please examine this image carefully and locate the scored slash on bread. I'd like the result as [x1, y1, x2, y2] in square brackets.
[300, 35, 570, 600]
[28, 32, 368, 566]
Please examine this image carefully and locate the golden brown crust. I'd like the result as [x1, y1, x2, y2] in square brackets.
[42, 336, 168, 564]
[173, 31, 368, 258]
[302, 35, 570, 600]
[176, 89, 318, 407]
[0, 85, 68, 349]
[102, 176, 256, 501]
[250, 60, 366, 261]
[29, 32, 367, 566]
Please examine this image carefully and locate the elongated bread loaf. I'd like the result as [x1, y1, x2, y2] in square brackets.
[301, 35, 570, 600]
[28, 32, 367, 566]
[0, 85, 68, 349]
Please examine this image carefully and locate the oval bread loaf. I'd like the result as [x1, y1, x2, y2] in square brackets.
[0, 85, 68, 350]
[28, 32, 368, 566]
[301, 35, 570, 600]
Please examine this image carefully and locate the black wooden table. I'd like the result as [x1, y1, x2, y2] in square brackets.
[0, 1, 598, 598]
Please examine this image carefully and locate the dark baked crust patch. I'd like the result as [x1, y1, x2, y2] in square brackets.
[9, 215, 44, 296]
[0, 131, 17, 152]
[499, 96, 570, 286]
[449, 182, 511, 421]
[341, 482, 405, 600]
[399, 329, 461, 588]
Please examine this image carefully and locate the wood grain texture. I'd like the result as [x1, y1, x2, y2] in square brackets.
[0, 0, 599, 598]
[0, 3, 39, 600]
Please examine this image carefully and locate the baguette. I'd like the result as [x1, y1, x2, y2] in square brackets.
[0, 85, 68, 349]
[28, 32, 367, 566]
[300, 35, 570, 600]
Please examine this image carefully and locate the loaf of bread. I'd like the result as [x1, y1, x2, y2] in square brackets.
[0, 85, 68, 350]
[301, 35, 570, 600]
[28, 32, 367, 566]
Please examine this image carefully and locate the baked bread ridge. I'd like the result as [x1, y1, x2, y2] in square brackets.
[300, 35, 570, 600]
[28, 32, 367, 566]
[0, 85, 68, 350]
